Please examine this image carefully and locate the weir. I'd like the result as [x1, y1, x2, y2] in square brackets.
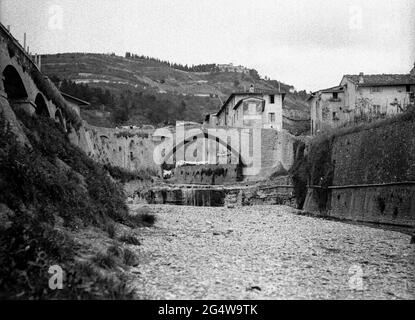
[138, 178, 296, 208]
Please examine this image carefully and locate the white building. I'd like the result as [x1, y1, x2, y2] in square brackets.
[310, 64, 415, 135]
[206, 88, 285, 130]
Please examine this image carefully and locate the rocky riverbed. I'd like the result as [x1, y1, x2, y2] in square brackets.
[129, 205, 415, 300]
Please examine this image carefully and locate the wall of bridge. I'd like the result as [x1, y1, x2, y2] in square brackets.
[0, 25, 59, 121]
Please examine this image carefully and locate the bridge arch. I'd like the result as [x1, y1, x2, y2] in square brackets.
[35, 93, 50, 117]
[2, 65, 28, 100]
[163, 131, 244, 166]
[54, 108, 66, 129]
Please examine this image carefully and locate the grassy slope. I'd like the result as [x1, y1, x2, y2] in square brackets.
[0, 111, 155, 299]
[41, 53, 310, 132]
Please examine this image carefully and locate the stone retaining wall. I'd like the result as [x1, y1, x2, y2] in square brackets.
[304, 115, 415, 227]
[141, 180, 296, 207]
[173, 164, 242, 185]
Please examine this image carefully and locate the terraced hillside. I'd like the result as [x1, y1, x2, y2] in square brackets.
[41, 53, 310, 134]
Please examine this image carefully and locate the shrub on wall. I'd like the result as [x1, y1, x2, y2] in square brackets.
[114, 131, 149, 139]
[103, 164, 157, 183]
[308, 135, 334, 212]
[289, 140, 309, 209]
[29, 68, 82, 130]
[289, 135, 335, 211]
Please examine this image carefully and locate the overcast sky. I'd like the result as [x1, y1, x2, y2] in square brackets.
[1, 0, 414, 91]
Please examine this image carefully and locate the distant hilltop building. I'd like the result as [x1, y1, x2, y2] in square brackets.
[217, 63, 250, 74]
[204, 85, 285, 130]
[309, 63, 415, 135]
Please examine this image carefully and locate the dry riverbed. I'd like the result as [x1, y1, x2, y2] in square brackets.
[129, 205, 415, 300]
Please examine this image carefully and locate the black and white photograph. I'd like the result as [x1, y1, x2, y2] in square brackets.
[0, 0, 414, 307]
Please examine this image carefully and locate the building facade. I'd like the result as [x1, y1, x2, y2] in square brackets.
[310, 64, 415, 135]
[207, 90, 285, 130]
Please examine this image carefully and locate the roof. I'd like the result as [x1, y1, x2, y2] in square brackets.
[343, 74, 415, 87]
[308, 85, 344, 101]
[310, 85, 344, 95]
[61, 92, 91, 106]
[319, 85, 344, 93]
[216, 91, 285, 116]
[233, 97, 265, 110]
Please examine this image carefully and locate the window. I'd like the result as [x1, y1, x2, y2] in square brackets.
[332, 112, 338, 120]
[373, 105, 381, 114]
[269, 112, 275, 122]
[270, 95, 275, 104]
[370, 87, 382, 93]
[332, 92, 338, 99]
[406, 85, 411, 93]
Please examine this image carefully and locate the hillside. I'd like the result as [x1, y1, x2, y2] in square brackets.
[41, 53, 310, 134]
[0, 103, 156, 299]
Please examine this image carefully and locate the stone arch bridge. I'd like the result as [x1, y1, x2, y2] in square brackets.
[0, 23, 75, 140]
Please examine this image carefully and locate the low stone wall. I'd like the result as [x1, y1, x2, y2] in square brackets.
[173, 164, 242, 185]
[140, 180, 296, 207]
[144, 187, 226, 207]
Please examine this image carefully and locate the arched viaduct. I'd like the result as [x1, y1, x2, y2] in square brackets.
[0, 23, 74, 135]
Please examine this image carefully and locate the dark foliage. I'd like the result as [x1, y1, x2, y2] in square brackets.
[0, 112, 133, 299]
[308, 136, 334, 212]
[289, 140, 310, 209]
[128, 209, 157, 228]
[119, 233, 141, 246]
[125, 52, 219, 73]
[122, 248, 139, 267]
[103, 164, 156, 183]
[29, 70, 82, 129]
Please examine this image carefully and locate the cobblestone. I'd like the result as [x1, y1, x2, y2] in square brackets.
[129, 205, 415, 299]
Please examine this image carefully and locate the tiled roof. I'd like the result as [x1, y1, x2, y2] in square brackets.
[233, 96, 265, 110]
[315, 85, 344, 94]
[344, 74, 415, 87]
[308, 86, 343, 101]
[216, 91, 285, 116]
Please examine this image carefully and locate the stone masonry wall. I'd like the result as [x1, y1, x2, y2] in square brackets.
[304, 117, 415, 227]
[173, 164, 242, 185]
[69, 122, 161, 175]
[69, 120, 298, 182]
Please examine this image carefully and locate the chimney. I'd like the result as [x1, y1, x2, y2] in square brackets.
[249, 84, 255, 93]
[410, 63, 415, 77]
[358, 72, 364, 84]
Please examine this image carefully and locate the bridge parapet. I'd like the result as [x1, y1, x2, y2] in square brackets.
[0, 22, 82, 131]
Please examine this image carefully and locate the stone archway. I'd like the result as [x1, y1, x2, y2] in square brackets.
[2, 65, 28, 100]
[35, 93, 50, 117]
[54, 108, 67, 131]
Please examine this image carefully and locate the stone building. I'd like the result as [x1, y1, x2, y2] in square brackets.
[217, 63, 250, 74]
[309, 64, 415, 135]
[206, 88, 285, 130]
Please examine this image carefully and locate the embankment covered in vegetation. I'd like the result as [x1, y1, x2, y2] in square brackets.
[0, 109, 154, 299]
